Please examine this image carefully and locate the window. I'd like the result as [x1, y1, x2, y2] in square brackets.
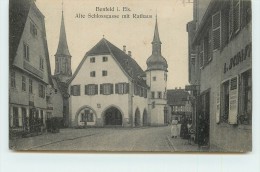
[30, 22, 37, 37]
[10, 71, 16, 88]
[115, 83, 129, 94]
[90, 71, 96, 77]
[151, 92, 155, 99]
[85, 84, 98, 95]
[39, 84, 45, 98]
[241, 70, 252, 125]
[90, 57, 95, 63]
[233, 0, 241, 33]
[153, 77, 156, 81]
[71, 85, 81, 96]
[40, 57, 44, 70]
[22, 76, 26, 91]
[29, 79, 33, 93]
[23, 43, 29, 61]
[100, 84, 113, 95]
[212, 11, 221, 51]
[103, 56, 108, 62]
[164, 73, 167, 81]
[158, 92, 162, 99]
[204, 28, 212, 63]
[12, 107, 19, 127]
[102, 70, 107, 76]
[221, 80, 229, 123]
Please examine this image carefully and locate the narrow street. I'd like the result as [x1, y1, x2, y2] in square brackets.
[10, 126, 198, 152]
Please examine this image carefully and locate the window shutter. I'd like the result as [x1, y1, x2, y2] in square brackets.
[85, 85, 88, 95]
[110, 84, 114, 94]
[233, 0, 241, 33]
[115, 83, 118, 94]
[95, 84, 98, 95]
[216, 85, 221, 124]
[125, 83, 129, 94]
[212, 11, 221, 50]
[100, 84, 103, 94]
[228, 76, 239, 124]
[70, 85, 74, 96]
[229, 4, 233, 40]
[76, 85, 81, 96]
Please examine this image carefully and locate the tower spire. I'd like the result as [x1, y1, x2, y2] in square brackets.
[152, 14, 161, 44]
[55, 2, 71, 57]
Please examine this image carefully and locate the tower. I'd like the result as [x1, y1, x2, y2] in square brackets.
[54, 4, 72, 82]
[146, 16, 168, 126]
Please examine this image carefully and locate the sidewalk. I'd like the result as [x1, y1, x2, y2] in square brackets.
[166, 136, 200, 152]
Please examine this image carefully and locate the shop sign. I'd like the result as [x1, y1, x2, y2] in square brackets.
[223, 42, 252, 74]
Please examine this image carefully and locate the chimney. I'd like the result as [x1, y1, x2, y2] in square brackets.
[123, 45, 126, 53]
[128, 51, 132, 57]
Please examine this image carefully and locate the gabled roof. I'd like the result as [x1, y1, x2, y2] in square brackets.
[68, 38, 148, 88]
[167, 89, 189, 106]
[9, 0, 53, 86]
[9, 0, 32, 65]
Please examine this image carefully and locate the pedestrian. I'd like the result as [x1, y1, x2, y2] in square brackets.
[171, 117, 179, 138]
[180, 117, 189, 139]
[177, 119, 182, 137]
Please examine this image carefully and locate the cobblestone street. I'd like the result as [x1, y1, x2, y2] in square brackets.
[10, 126, 199, 152]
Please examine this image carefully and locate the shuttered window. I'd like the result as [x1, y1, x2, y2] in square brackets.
[101, 83, 113, 95]
[221, 80, 229, 123]
[85, 84, 98, 95]
[233, 0, 241, 34]
[115, 83, 129, 94]
[71, 85, 80, 96]
[38, 84, 45, 98]
[11, 71, 16, 88]
[212, 11, 221, 51]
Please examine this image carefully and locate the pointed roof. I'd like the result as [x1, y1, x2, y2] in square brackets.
[152, 15, 161, 44]
[55, 11, 71, 57]
[68, 38, 148, 88]
[146, 16, 168, 71]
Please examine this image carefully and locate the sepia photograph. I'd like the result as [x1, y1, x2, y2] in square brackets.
[8, 0, 252, 153]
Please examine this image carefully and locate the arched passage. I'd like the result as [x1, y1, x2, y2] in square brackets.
[134, 108, 141, 127]
[76, 106, 97, 126]
[103, 106, 123, 126]
[143, 109, 148, 126]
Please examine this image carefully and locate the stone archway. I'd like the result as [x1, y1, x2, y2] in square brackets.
[143, 109, 148, 126]
[134, 108, 141, 127]
[76, 106, 97, 126]
[102, 106, 123, 126]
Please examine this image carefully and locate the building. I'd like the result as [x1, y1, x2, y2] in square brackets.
[67, 17, 168, 127]
[51, 7, 72, 127]
[167, 88, 192, 122]
[187, 0, 252, 151]
[9, 0, 53, 134]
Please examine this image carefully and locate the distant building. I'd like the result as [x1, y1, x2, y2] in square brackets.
[9, 0, 53, 133]
[167, 88, 192, 122]
[68, 17, 168, 127]
[187, 0, 252, 151]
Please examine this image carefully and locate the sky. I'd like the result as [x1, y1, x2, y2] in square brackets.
[35, 0, 193, 89]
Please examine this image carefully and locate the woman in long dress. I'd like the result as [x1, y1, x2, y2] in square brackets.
[171, 118, 179, 138]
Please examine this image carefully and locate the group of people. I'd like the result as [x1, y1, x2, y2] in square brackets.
[170, 117, 192, 140]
